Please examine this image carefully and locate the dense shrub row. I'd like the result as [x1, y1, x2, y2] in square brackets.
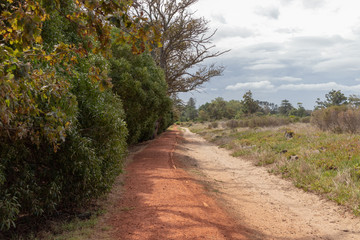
[0, 3, 172, 232]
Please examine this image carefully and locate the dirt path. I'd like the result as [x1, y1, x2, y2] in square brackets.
[176, 128, 360, 240]
[92, 127, 257, 240]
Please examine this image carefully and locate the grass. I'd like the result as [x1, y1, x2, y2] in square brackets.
[189, 122, 360, 215]
[46, 215, 100, 240]
[5, 209, 107, 240]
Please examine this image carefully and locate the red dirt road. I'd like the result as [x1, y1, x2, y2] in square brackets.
[103, 127, 256, 240]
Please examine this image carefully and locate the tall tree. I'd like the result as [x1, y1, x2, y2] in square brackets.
[315, 89, 348, 109]
[257, 101, 278, 114]
[289, 103, 308, 117]
[278, 99, 294, 115]
[135, 0, 229, 95]
[348, 94, 360, 108]
[181, 97, 198, 121]
[207, 97, 228, 120]
[240, 90, 259, 115]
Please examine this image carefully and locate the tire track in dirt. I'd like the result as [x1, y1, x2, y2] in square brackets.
[93, 127, 260, 239]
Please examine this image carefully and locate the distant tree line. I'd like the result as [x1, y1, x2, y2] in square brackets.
[180, 90, 311, 122]
[180, 89, 360, 135]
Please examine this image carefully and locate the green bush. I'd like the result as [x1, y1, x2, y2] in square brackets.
[1, 33, 128, 234]
[110, 43, 172, 144]
[0, 66, 128, 232]
[70, 73, 128, 198]
[0, 69, 78, 231]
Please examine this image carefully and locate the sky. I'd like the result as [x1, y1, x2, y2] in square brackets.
[178, 0, 360, 109]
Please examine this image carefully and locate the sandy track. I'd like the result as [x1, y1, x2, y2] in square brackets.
[175, 128, 360, 240]
[93, 127, 255, 239]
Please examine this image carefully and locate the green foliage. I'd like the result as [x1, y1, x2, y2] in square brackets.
[110, 43, 172, 144]
[257, 101, 278, 114]
[0, 0, 153, 150]
[0, 53, 128, 234]
[315, 89, 348, 109]
[69, 70, 128, 197]
[0, 3, 130, 232]
[289, 103, 309, 117]
[348, 94, 360, 108]
[181, 98, 198, 122]
[197, 97, 283, 121]
[278, 99, 294, 116]
[198, 97, 236, 120]
[240, 90, 259, 115]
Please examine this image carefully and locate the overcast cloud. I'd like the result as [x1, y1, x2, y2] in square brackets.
[179, 0, 360, 109]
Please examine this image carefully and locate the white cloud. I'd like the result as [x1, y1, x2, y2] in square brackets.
[302, 0, 326, 9]
[280, 0, 295, 6]
[313, 58, 360, 72]
[245, 76, 302, 82]
[278, 82, 360, 91]
[211, 14, 227, 24]
[216, 26, 256, 39]
[226, 81, 360, 92]
[276, 28, 302, 34]
[226, 81, 275, 90]
[276, 76, 303, 82]
[245, 63, 286, 70]
[291, 35, 346, 47]
[255, 6, 280, 19]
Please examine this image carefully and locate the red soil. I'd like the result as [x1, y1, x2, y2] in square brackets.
[104, 127, 252, 240]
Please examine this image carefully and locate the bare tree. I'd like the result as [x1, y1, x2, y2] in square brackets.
[134, 0, 229, 95]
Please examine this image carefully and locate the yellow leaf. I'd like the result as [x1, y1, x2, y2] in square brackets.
[41, 14, 48, 21]
[35, 36, 42, 43]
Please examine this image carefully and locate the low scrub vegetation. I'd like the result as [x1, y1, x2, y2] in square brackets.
[190, 122, 360, 215]
[312, 106, 360, 134]
[224, 115, 297, 129]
